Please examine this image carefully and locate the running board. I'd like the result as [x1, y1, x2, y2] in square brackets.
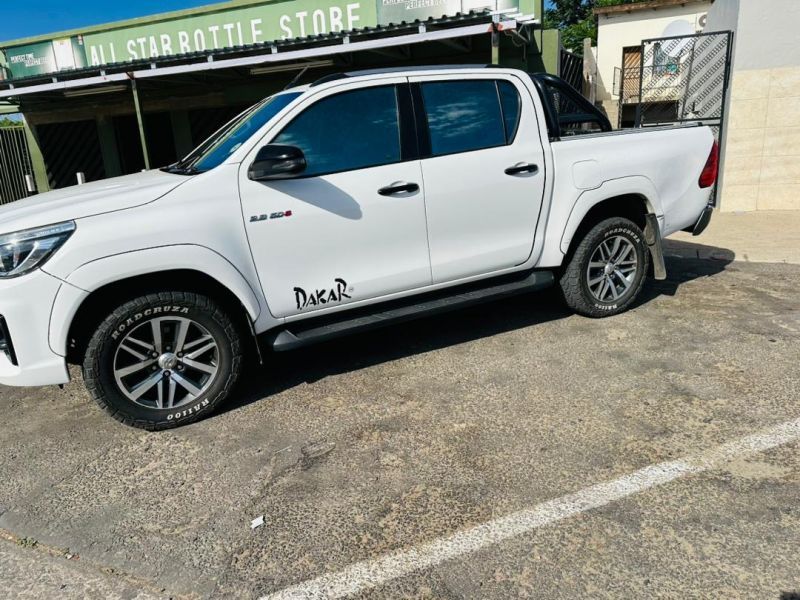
[266, 270, 555, 352]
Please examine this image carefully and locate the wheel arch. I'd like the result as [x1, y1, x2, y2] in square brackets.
[52, 246, 263, 365]
[61, 269, 256, 365]
[560, 177, 661, 262]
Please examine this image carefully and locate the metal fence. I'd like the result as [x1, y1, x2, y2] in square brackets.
[634, 31, 733, 128]
[0, 124, 33, 205]
[630, 31, 733, 204]
[559, 48, 584, 95]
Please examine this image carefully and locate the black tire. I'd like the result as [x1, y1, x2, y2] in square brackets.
[559, 217, 650, 318]
[83, 292, 242, 430]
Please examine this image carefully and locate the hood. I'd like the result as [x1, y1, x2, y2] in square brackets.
[0, 169, 189, 235]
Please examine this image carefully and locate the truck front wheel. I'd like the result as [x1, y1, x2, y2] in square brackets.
[559, 217, 650, 318]
[82, 292, 243, 430]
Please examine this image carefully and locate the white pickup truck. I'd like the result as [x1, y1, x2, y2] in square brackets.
[0, 66, 718, 429]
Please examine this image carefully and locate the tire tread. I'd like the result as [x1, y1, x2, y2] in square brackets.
[559, 217, 649, 318]
[82, 291, 242, 431]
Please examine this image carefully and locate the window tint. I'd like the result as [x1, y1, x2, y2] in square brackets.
[186, 92, 301, 173]
[421, 80, 506, 156]
[498, 80, 522, 142]
[272, 86, 401, 177]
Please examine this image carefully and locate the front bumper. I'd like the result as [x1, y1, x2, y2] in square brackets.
[0, 270, 70, 387]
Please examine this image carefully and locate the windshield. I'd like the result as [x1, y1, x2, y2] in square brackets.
[164, 91, 302, 174]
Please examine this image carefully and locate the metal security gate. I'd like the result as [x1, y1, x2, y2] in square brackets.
[615, 46, 643, 126]
[623, 31, 733, 204]
[559, 48, 584, 94]
[0, 124, 33, 204]
[633, 31, 733, 136]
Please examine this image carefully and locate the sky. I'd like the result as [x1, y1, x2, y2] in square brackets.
[1, 0, 557, 43]
[0, 0, 208, 42]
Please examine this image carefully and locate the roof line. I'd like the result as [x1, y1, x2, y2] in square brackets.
[0, 20, 504, 99]
[0, 0, 283, 48]
[594, 0, 711, 16]
[0, 12, 495, 88]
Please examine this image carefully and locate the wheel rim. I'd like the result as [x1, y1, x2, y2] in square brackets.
[113, 317, 220, 410]
[586, 235, 639, 303]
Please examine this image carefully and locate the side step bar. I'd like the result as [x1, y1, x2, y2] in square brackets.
[266, 270, 555, 352]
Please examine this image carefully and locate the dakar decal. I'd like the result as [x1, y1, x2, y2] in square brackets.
[294, 278, 352, 310]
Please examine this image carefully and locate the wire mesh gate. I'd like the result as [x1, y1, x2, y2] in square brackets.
[0, 124, 34, 205]
[620, 31, 733, 204]
[635, 31, 733, 133]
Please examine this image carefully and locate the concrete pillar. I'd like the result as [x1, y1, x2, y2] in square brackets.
[96, 116, 122, 178]
[21, 117, 49, 193]
[131, 80, 151, 170]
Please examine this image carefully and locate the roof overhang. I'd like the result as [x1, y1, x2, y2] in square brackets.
[594, 0, 711, 17]
[0, 13, 520, 100]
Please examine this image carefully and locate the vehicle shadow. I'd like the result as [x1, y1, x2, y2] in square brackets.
[219, 239, 734, 415]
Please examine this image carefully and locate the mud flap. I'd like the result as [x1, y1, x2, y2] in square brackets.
[645, 214, 667, 281]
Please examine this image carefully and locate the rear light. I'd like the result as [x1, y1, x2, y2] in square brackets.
[699, 140, 720, 189]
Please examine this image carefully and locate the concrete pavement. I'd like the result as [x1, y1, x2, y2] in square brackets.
[668, 209, 800, 264]
[1, 238, 800, 599]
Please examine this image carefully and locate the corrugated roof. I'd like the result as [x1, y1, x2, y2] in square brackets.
[0, 12, 498, 94]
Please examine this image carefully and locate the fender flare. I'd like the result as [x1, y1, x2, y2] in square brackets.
[48, 245, 263, 357]
[559, 176, 663, 256]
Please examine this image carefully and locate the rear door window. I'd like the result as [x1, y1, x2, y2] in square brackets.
[420, 80, 515, 157]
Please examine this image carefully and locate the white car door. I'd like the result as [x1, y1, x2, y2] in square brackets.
[408, 73, 547, 283]
[238, 79, 431, 319]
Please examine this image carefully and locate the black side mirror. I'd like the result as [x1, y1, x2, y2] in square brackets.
[248, 144, 306, 181]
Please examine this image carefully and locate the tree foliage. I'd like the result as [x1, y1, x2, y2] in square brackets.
[544, 0, 597, 55]
[544, 0, 646, 54]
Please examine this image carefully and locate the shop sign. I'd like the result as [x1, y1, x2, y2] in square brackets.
[4, 38, 87, 79]
[1, 0, 534, 79]
[378, 0, 518, 26]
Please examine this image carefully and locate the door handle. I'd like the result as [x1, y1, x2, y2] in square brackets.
[378, 181, 419, 196]
[505, 163, 539, 176]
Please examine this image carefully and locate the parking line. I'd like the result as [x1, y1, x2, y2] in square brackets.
[263, 417, 800, 600]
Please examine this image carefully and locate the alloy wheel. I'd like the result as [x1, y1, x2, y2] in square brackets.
[112, 317, 220, 410]
[586, 235, 639, 303]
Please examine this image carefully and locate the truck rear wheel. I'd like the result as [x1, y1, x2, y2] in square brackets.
[82, 292, 242, 430]
[560, 217, 650, 318]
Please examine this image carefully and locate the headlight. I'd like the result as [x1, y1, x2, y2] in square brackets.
[0, 221, 75, 279]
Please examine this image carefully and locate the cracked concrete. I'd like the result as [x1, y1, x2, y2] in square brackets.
[1, 241, 799, 599]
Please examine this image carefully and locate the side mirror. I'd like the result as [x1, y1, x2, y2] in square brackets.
[248, 144, 306, 181]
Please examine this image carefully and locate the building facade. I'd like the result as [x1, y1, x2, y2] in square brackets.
[0, 0, 556, 198]
[592, 0, 800, 212]
[593, 0, 711, 128]
[705, 0, 800, 211]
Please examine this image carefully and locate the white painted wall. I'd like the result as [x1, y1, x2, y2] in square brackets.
[595, 2, 711, 103]
[705, 0, 800, 211]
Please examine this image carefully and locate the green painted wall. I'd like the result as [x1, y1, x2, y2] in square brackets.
[541, 28, 560, 74]
[23, 119, 50, 193]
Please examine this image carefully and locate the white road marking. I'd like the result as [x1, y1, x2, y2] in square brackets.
[263, 417, 800, 600]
